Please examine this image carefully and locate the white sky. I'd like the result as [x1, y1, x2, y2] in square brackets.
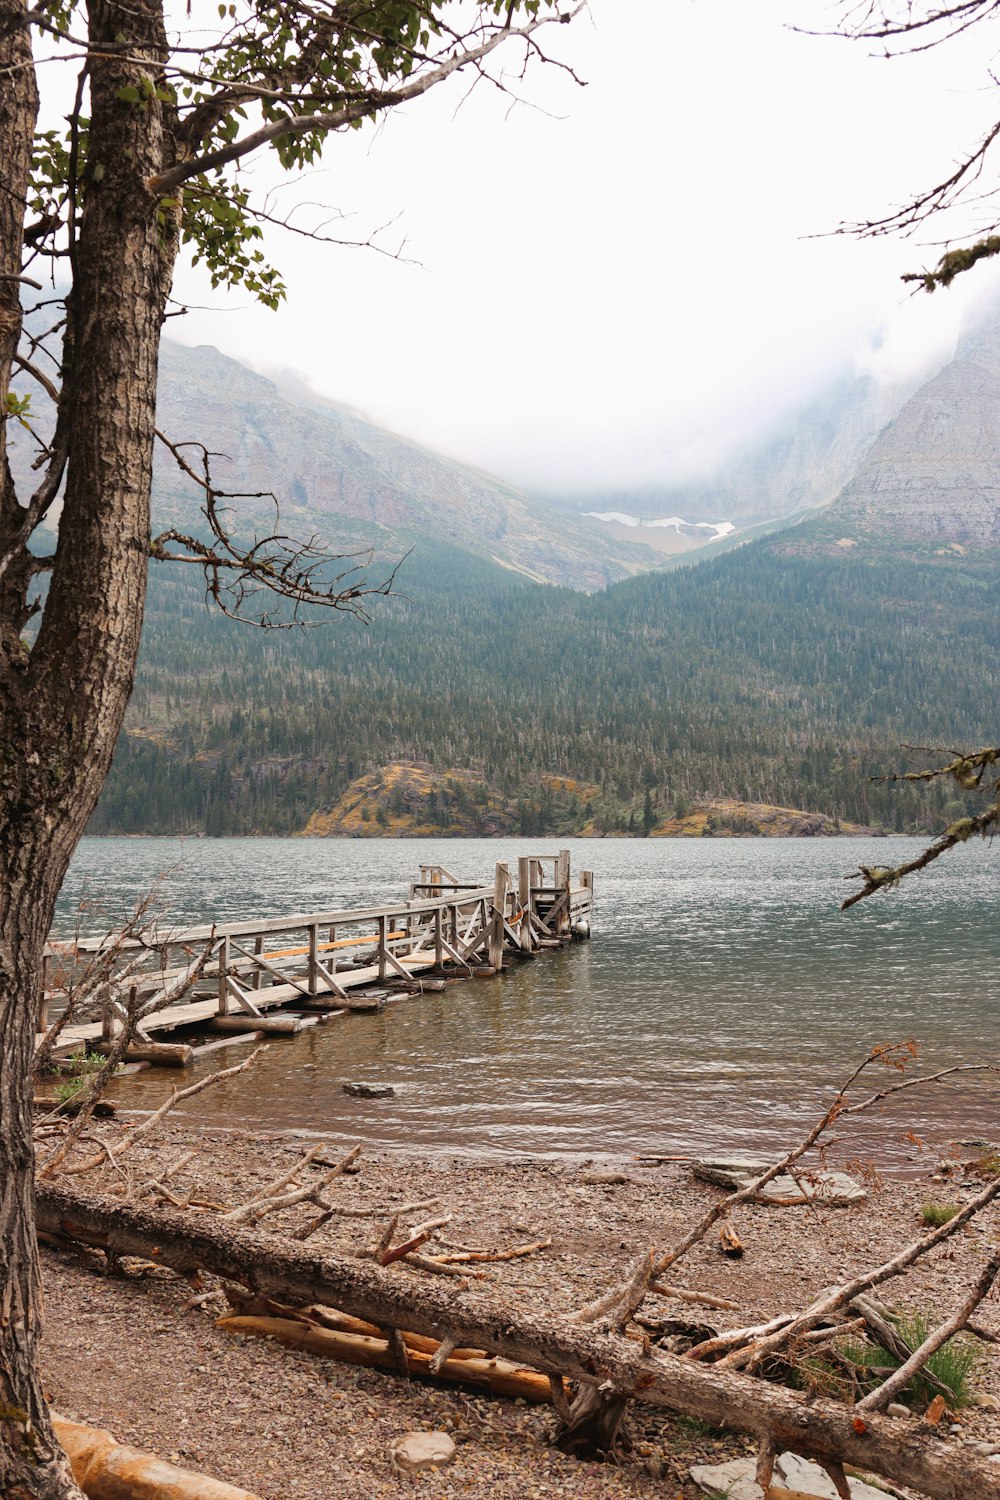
[168, 0, 1000, 494]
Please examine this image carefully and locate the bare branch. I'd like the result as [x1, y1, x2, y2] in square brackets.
[843, 746, 1000, 907]
[151, 428, 404, 625]
[857, 1244, 1000, 1411]
[51, 1047, 268, 1178]
[719, 1169, 1000, 1370]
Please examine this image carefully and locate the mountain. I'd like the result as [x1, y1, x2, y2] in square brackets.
[817, 320, 1000, 548]
[151, 343, 664, 590]
[16, 314, 999, 841]
[540, 366, 923, 563]
[91, 532, 1000, 838]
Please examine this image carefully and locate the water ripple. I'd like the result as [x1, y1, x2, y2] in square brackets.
[57, 835, 1000, 1162]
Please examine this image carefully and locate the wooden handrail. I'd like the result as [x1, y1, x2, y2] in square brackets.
[60, 887, 495, 954]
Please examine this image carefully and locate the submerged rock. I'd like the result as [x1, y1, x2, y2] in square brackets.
[692, 1155, 866, 1205]
[342, 1081, 395, 1099]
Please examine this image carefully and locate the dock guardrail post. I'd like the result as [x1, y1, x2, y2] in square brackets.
[218, 934, 230, 1015]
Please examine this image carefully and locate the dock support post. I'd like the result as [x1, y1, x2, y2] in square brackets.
[517, 857, 533, 952]
[434, 908, 443, 967]
[489, 863, 507, 971]
[378, 915, 387, 982]
[556, 849, 571, 935]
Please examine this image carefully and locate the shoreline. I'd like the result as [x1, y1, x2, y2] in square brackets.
[40, 1124, 1000, 1499]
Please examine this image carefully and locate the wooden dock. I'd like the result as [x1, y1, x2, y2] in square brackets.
[40, 852, 593, 1061]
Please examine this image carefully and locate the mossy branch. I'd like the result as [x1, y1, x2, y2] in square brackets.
[843, 746, 1000, 909]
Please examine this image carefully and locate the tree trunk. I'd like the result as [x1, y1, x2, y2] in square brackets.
[0, 893, 83, 1500]
[0, 0, 178, 1488]
[0, 4, 82, 1491]
[36, 1182, 1000, 1500]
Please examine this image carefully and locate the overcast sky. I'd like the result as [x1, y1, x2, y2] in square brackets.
[170, 0, 1000, 496]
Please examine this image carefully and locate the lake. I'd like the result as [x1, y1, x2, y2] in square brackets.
[53, 836, 1000, 1165]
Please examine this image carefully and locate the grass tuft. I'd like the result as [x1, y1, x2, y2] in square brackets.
[838, 1310, 978, 1410]
[920, 1201, 958, 1227]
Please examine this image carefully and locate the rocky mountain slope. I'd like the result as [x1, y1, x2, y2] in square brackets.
[823, 320, 1000, 547]
[152, 343, 662, 589]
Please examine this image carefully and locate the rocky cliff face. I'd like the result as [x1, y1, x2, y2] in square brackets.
[826, 320, 1000, 547]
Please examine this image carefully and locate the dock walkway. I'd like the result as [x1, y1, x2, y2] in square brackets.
[40, 852, 593, 1061]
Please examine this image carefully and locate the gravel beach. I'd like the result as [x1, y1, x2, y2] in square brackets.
[39, 1124, 1000, 1500]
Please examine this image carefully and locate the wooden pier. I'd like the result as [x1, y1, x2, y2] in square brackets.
[40, 852, 593, 1061]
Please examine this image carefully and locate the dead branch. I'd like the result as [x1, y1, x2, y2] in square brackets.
[47, 1048, 266, 1177]
[221, 1144, 324, 1222]
[401, 1252, 480, 1280]
[427, 1236, 551, 1266]
[843, 747, 1000, 908]
[34, 1180, 998, 1500]
[654, 1044, 913, 1280]
[719, 1171, 1000, 1371]
[650, 1283, 741, 1312]
[573, 1250, 655, 1332]
[135, 1148, 200, 1200]
[380, 1230, 435, 1268]
[841, 1062, 1000, 1114]
[373, 1214, 399, 1261]
[243, 1153, 363, 1222]
[857, 1243, 1000, 1411]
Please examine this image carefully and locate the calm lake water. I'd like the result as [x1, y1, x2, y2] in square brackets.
[53, 836, 1000, 1164]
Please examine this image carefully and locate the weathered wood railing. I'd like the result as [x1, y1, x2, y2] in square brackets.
[41, 851, 593, 1055]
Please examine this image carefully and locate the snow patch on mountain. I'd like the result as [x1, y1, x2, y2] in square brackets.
[585, 512, 736, 542]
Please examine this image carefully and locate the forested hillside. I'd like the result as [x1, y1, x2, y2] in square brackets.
[90, 529, 1000, 836]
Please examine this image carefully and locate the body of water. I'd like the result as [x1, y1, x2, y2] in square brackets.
[53, 836, 1000, 1164]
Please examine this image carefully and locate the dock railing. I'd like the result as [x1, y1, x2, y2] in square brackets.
[40, 851, 593, 1055]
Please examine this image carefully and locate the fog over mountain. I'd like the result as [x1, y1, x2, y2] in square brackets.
[540, 368, 921, 528]
[152, 342, 665, 590]
[14, 296, 1000, 591]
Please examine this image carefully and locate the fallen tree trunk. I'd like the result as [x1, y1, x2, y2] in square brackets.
[92, 1041, 194, 1068]
[36, 1182, 1000, 1500]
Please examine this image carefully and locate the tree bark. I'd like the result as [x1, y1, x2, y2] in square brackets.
[0, 0, 179, 1490]
[0, 5, 83, 1492]
[36, 1182, 1000, 1500]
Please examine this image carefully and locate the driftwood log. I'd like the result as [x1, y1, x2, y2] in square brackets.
[36, 1182, 1000, 1500]
[216, 1314, 557, 1401]
[53, 1415, 260, 1500]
